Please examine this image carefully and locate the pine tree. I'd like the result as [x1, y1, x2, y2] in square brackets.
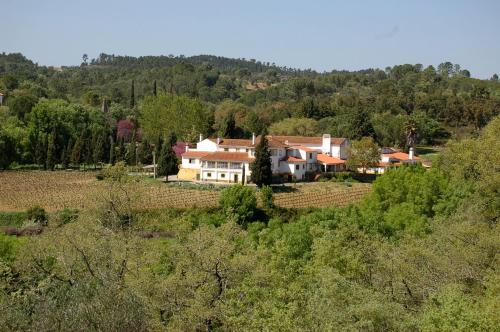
[130, 80, 135, 108]
[250, 132, 272, 187]
[157, 135, 179, 182]
[46, 130, 57, 171]
[153, 80, 157, 96]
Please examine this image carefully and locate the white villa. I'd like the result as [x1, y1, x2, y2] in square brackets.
[178, 134, 349, 183]
[360, 147, 421, 174]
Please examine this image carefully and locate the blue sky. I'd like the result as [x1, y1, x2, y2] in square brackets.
[2, 0, 500, 78]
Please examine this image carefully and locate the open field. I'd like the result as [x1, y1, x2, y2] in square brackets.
[0, 171, 372, 212]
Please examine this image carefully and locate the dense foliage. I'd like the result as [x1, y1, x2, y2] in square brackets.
[1, 52, 500, 169]
[0, 116, 498, 331]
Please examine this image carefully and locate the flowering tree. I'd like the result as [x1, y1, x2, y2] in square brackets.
[116, 119, 135, 142]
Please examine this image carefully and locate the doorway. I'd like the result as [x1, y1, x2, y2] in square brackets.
[234, 174, 239, 183]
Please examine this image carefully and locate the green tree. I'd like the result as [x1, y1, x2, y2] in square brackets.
[346, 137, 380, 173]
[219, 184, 257, 226]
[269, 117, 318, 136]
[250, 133, 272, 187]
[45, 129, 57, 170]
[157, 136, 178, 181]
[126, 131, 137, 166]
[130, 79, 135, 108]
[140, 92, 211, 142]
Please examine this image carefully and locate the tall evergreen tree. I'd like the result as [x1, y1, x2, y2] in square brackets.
[157, 135, 178, 182]
[130, 79, 135, 108]
[153, 80, 157, 96]
[92, 132, 105, 168]
[61, 138, 73, 168]
[45, 130, 57, 170]
[71, 134, 83, 166]
[116, 137, 125, 162]
[109, 136, 115, 165]
[250, 132, 273, 187]
[220, 112, 237, 138]
[126, 131, 137, 166]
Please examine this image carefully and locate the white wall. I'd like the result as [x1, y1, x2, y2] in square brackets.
[197, 139, 218, 152]
[181, 157, 202, 169]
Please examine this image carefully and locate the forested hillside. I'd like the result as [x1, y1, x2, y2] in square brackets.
[1, 52, 499, 169]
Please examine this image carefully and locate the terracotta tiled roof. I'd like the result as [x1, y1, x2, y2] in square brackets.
[181, 150, 209, 158]
[382, 152, 420, 161]
[200, 152, 254, 162]
[209, 138, 253, 147]
[317, 153, 346, 165]
[281, 156, 306, 163]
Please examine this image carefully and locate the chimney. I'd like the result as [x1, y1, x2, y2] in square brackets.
[252, 132, 256, 145]
[322, 134, 331, 155]
[216, 137, 221, 145]
[185, 144, 189, 152]
[199, 133, 203, 142]
[409, 147, 414, 161]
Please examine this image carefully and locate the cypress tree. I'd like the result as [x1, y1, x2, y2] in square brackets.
[157, 135, 178, 182]
[71, 134, 83, 166]
[92, 133, 105, 168]
[153, 80, 157, 97]
[130, 80, 135, 108]
[109, 136, 115, 165]
[250, 132, 272, 187]
[62, 138, 73, 168]
[140, 139, 153, 164]
[116, 137, 125, 162]
[126, 131, 137, 166]
[220, 112, 237, 138]
[46, 130, 57, 171]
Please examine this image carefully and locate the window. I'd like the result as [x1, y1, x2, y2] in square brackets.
[309, 153, 313, 159]
[270, 149, 277, 156]
[189, 159, 193, 164]
[207, 173, 212, 177]
[221, 173, 226, 178]
[224, 148, 229, 151]
[218, 162, 228, 169]
[295, 164, 299, 170]
[303, 164, 305, 169]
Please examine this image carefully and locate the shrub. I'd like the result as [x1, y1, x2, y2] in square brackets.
[26, 206, 47, 226]
[260, 185, 275, 212]
[96, 172, 105, 180]
[219, 185, 257, 226]
[55, 208, 79, 226]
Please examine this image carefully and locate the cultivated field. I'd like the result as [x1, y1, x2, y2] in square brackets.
[0, 171, 371, 212]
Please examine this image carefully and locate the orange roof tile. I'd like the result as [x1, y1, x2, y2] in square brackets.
[383, 152, 421, 161]
[281, 156, 306, 163]
[200, 152, 254, 162]
[317, 153, 346, 165]
[181, 151, 209, 158]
